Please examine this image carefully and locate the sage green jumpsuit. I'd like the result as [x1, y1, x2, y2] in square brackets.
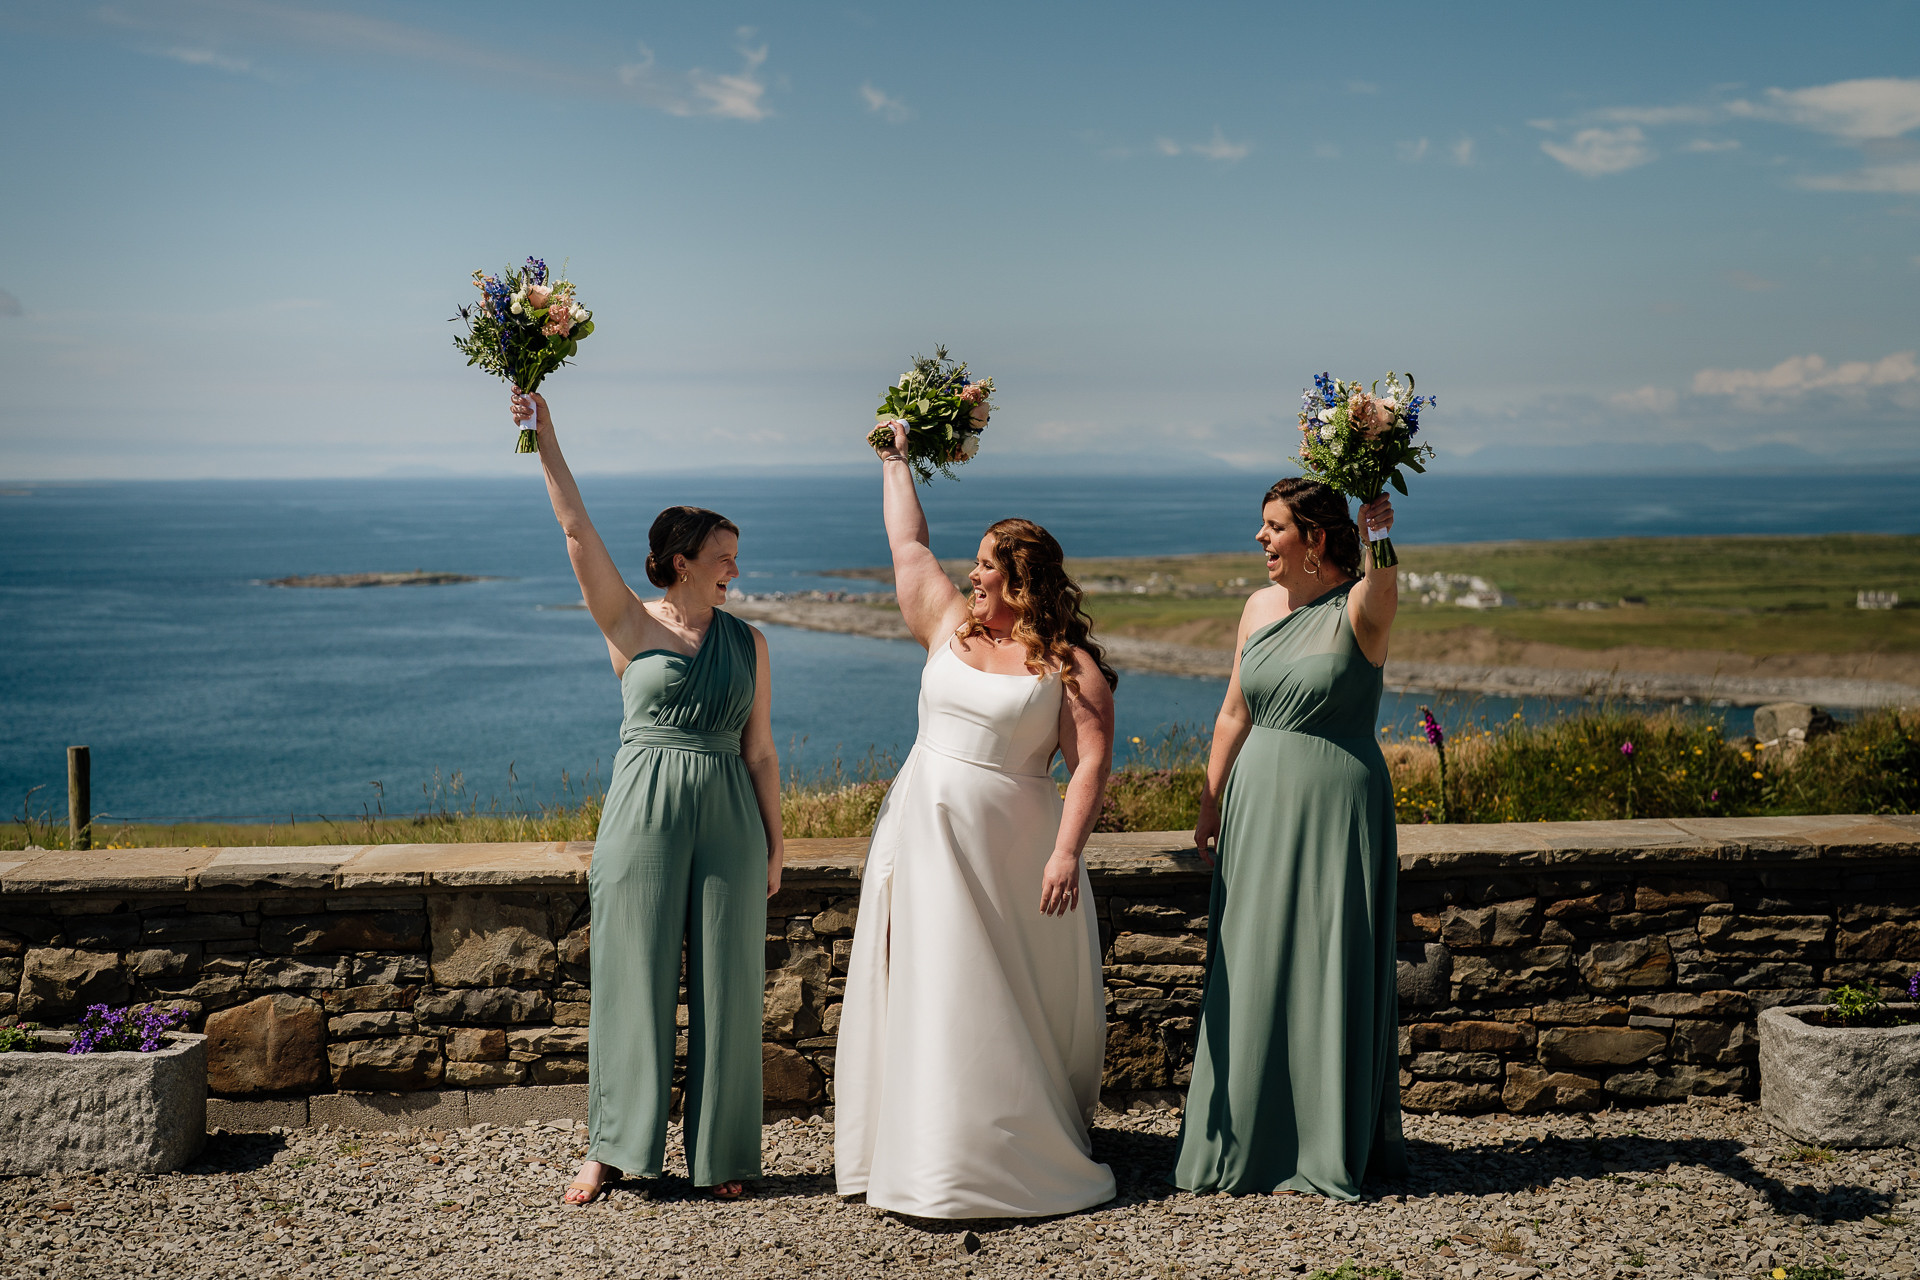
[588, 608, 766, 1186]
[1173, 585, 1408, 1199]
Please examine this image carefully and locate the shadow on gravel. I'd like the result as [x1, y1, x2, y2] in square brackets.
[186, 1132, 289, 1175]
[1394, 1135, 1894, 1225]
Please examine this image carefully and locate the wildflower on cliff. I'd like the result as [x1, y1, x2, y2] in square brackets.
[1908, 970, 1919, 1001]
[1620, 740, 1634, 757]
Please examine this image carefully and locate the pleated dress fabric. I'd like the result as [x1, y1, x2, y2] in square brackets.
[587, 608, 766, 1187]
[835, 641, 1116, 1219]
[1172, 585, 1409, 1200]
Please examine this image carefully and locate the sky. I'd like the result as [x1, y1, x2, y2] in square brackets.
[1, 0, 1917, 479]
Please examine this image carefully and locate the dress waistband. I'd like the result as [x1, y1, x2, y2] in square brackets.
[621, 726, 742, 754]
[914, 740, 1053, 778]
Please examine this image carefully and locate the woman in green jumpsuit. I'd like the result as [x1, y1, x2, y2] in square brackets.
[1173, 476, 1409, 1200]
[513, 390, 784, 1205]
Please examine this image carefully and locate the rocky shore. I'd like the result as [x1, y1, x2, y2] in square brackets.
[724, 597, 1920, 707]
[267, 572, 495, 589]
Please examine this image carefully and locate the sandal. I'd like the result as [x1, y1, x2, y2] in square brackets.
[707, 1180, 749, 1200]
[564, 1160, 617, 1205]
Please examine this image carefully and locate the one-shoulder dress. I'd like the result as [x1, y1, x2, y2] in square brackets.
[587, 608, 766, 1187]
[835, 640, 1116, 1218]
[1172, 584, 1408, 1200]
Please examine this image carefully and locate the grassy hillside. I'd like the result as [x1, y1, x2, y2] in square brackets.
[1066, 534, 1920, 656]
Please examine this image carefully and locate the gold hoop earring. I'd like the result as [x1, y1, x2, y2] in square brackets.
[1302, 550, 1322, 577]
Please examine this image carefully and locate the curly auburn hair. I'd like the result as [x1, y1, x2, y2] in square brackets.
[1263, 478, 1362, 579]
[956, 517, 1119, 697]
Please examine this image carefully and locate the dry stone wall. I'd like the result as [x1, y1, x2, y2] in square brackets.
[0, 815, 1915, 1128]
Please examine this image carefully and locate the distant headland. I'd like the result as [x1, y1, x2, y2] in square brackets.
[265, 570, 499, 588]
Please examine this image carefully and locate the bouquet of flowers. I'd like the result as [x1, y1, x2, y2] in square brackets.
[1295, 370, 1435, 568]
[867, 345, 996, 484]
[452, 258, 595, 453]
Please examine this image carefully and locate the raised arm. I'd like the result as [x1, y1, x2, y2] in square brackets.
[738, 626, 785, 898]
[1348, 494, 1398, 667]
[1040, 649, 1116, 916]
[875, 420, 967, 648]
[516, 390, 650, 670]
[1194, 593, 1269, 866]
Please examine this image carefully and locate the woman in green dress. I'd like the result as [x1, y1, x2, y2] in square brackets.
[511, 390, 784, 1206]
[1172, 475, 1408, 1200]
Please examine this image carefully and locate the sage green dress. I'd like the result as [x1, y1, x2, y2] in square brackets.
[1173, 584, 1408, 1200]
[588, 608, 766, 1187]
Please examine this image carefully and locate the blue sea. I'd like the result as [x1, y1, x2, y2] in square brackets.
[2, 470, 1913, 822]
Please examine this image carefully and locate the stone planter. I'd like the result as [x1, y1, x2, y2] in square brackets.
[1759, 1004, 1920, 1148]
[0, 1031, 207, 1173]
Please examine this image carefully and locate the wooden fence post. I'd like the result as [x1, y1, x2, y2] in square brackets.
[67, 745, 90, 851]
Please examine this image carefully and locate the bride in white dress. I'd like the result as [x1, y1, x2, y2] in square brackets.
[834, 422, 1119, 1219]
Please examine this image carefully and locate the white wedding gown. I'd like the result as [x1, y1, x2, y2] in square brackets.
[834, 640, 1116, 1218]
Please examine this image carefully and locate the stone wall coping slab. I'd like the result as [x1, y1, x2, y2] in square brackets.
[336, 842, 589, 889]
[196, 845, 369, 891]
[1, 815, 1911, 900]
[2, 847, 205, 895]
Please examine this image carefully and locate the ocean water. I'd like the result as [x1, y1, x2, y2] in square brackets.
[2, 469, 1912, 822]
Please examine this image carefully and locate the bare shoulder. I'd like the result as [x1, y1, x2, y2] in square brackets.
[1064, 645, 1114, 702]
[1241, 585, 1288, 631]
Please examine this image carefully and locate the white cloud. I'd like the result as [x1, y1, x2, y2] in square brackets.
[1732, 78, 1920, 140]
[1396, 137, 1429, 162]
[1591, 104, 1718, 128]
[1450, 137, 1475, 165]
[155, 46, 254, 74]
[1724, 270, 1779, 292]
[1540, 126, 1651, 176]
[858, 82, 912, 123]
[1798, 159, 1920, 194]
[1691, 350, 1920, 404]
[1533, 77, 1920, 186]
[1609, 386, 1678, 414]
[686, 39, 769, 121]
[1155, 128, 1249, 162]
[97, 2, 772, 121]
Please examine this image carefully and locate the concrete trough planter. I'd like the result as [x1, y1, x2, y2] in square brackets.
[0, 1031, 208, 1173]
[1759, 1004, 1920, 1148]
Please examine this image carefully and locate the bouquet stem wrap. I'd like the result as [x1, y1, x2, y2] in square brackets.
[1362, 508, 1399, 569]
[515, 417, 538, 454]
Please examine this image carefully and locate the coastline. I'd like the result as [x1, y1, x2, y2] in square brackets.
[726, 597, 1920, 708]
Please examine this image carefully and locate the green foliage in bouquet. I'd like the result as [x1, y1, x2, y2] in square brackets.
[1295, 371, 1436, 568]
[452, 257, 595, 453]
[867, 345, 996, 484]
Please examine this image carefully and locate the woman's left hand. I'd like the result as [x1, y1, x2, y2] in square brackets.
[1039, 850, 1082, 916]
[1357, 494, 1395, 539]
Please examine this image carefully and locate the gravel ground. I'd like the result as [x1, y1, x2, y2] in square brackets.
[4, 1099, 1916, 1280]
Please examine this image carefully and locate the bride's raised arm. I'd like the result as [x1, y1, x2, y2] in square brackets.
[516, 389, 650, 669]
[875, 419, 967, 648]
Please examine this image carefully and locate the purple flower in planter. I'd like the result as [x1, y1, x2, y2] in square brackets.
[1909, 971, 1919, 1002]
[66, 1003, 188, 1054]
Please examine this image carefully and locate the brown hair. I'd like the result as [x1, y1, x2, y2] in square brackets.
[644, 506, 740, 589]
[1263, 478, 1362, 579]
[956, 517, 1119, 696]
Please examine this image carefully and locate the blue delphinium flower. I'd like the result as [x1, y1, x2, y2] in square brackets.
[526, 257, 548, 286]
